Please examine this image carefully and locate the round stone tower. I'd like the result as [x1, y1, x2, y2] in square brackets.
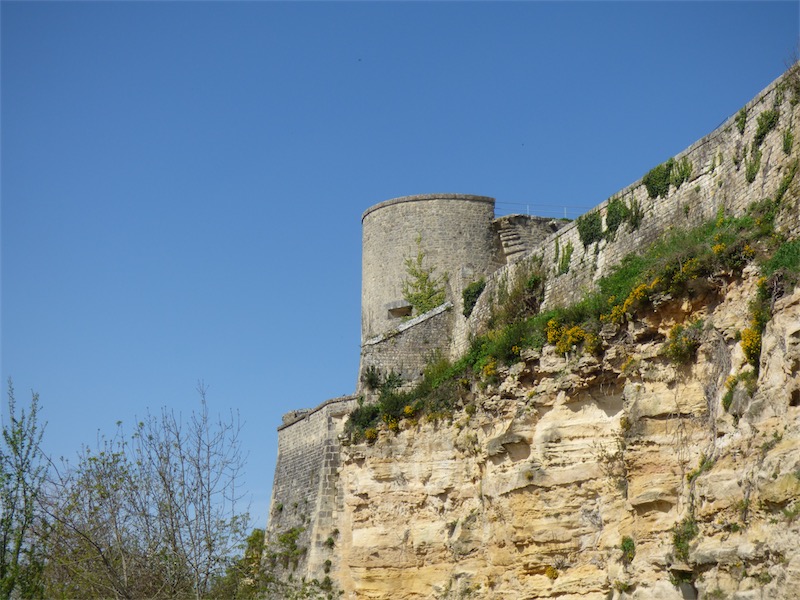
[361, 193, 499, 342]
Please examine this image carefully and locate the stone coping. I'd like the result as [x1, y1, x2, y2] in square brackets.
[277, 394, 359, 432]
[362, 194, 495, 222]
[362, 301, 453, 346]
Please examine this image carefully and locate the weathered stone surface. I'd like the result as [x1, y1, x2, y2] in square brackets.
[324, 278, 800, 599]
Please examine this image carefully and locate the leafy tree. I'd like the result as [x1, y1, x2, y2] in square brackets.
[1, 380, 47, 599]
[402, 236, 447, 316]
[40, 385, 250, 599]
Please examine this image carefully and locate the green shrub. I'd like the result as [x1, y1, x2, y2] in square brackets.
[736, 107, 747, 134]
[753, 109, 779, 148]
[605, 197, 629, 241]
[672, 516, 698, 561]
[360, 366, 381, 391]
[664, 319, 703, 364]
[558, 240, 574, 274]
[763, 238, 800, 293]
[462, 279, 486, 317]
[686, 454, 715, 483]
[775, 159, 798, 203]
[783, 128, 794, 154]
[402, 236, 447, 315]
[347, 400, 381, 435]
[745, 147, 761, 183]
[643, 158, 675, 199]
[620, 536, 636, 565]
[627, 197, 644, 231]
[577, 210, 603, 247]
[670, 157, 692, 189]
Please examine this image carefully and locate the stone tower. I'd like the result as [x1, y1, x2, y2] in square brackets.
[360, 193, 500, 342]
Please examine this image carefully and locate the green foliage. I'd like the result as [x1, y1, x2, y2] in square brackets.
[620, 536, 636, 565]
[627, 197, 644, 231]
[783, 127, 794, 155]
[577, 210, 603, 247]
[670, 157, 693, 189]
[44, 393, 250, 599]
[745, 147, 762, 183]
[1, 381, 47, 600]
[605, 197, 628, 241]
[686, 454, 715, 483]
[643, 158, 674, 199]
[347, 399, 381, 436]
[775, 159, 798, 202]
[736, 107, 747, 134]
[603, 195, 645, 242]
[360, 365, 382, 391]
[491, 263, 545, 327]
[462, 279, 486, 317]
[753, 109, 779, 148]
[558, 240, 574, 274]
[402, 236, 447, 316]
[274, 527, 306, 570]
[764, 239, 800, 276]
[208, 528, 268, 599]
[614, 580, 633, 592]
[664, 319, 703, 365]
[672, 515, 698, 561]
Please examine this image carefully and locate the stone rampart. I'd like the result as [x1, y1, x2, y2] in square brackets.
[457, 69, 799, 353]
[265, 394, 358, 580]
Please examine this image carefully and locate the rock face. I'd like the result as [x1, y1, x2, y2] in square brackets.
[328, 280, 800, 599]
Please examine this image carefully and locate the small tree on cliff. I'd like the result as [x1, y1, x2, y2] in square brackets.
[402, 235, 447, 316]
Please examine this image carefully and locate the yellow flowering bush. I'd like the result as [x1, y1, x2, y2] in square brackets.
[741, 327, 762, 366]
[481, 359, 497, 379]
[546, 319, 562, 344]
[555, 325, 586, 355]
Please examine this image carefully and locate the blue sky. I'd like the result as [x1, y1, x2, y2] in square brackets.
[2, 1, 798, 528]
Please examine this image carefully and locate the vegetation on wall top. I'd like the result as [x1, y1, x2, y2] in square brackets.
[348, 157, 799, 440]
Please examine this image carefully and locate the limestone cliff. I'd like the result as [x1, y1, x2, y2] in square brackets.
[330, 275, 800, 599]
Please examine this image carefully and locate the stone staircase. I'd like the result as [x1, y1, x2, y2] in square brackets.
[496, 219, 529, 262]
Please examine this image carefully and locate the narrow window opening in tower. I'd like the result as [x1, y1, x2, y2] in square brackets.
[386, 300, 413, 319]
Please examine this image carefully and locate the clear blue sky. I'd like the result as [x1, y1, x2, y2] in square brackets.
[2, 1, 798, 528]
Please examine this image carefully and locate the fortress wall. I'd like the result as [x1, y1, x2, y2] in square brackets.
[358, 303, 453, 390]
[265, 395, 358, 579]
[361, 194, 500, 342]
[267, 69, 799, 589]
[458, 70, 799, 352]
